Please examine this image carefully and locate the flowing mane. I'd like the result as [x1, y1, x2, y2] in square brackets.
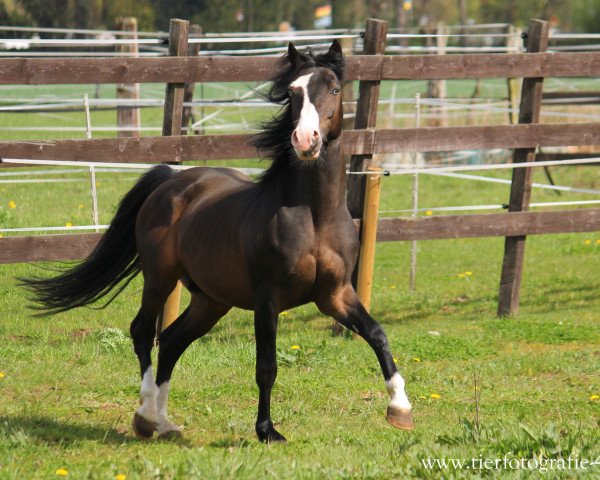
[252, 46, 345, 184]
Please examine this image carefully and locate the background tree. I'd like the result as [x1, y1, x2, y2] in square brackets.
[1, 0, 599, 34]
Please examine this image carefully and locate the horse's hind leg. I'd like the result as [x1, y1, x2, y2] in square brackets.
[317, 285, 414, 430]
[130, 277, 178, 439]
[154, 292, 230, 438]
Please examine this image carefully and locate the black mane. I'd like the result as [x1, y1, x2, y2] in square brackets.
[251, 45, 344, 184]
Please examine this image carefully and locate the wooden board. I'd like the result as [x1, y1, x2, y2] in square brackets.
[343, 123, 600, 155]
[375, 208, 600, 242]
[1, 52, 600, 85]
[0, 134, 257, 164]
[380, 51, 600, 80]
[2, 123, 599, 166]
[3, 209, 599, 264]
[0, 233, 102, 263]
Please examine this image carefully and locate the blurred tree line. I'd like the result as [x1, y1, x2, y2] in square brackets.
[0, 0, 599, 33]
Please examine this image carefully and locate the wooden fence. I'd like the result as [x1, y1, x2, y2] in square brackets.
[1, 18, 600, 317]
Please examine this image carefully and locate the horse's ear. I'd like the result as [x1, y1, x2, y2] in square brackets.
[328, 39, 343, 56]
[288, 42, 303, 68]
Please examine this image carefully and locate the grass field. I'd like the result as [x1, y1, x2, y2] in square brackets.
[1, 165, 599, 479]
[1, 78, 600, 479]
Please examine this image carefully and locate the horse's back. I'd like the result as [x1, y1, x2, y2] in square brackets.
[135, 167, 253, 286]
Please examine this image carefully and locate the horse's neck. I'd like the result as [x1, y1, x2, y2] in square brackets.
[282, 138, 346, 219]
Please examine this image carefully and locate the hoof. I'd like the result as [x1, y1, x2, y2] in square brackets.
[386, 406, 415, 430]
[132, 412, 157, 439]
[256, 425, 287, 444]
[260, 431, 287, 444]
[157, 428, 183, 441]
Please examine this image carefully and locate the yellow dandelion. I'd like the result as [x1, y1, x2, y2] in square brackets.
[590, 394, 599, 401]
[390, 285, 396, 289]
[596, 240, 600, 246]
[78, 203, 84, 209]
[56, 468, 68, 477]
[290, 345, 300, 350]
[457, 273, 466, 278]
[412, 357, 421, 362]
[280, 311, 289, 316]
[8, 200, 16, 209]
[65, 222, 73, 228]
[393, 357, 398, 364]
[0, 372, 4, 379]
[584, 239, 592, 245]
[465, 271, 473, 276]
[430, 393, 441, 399]
[115, 474, 127, 480]
[424, 210, 433, 216]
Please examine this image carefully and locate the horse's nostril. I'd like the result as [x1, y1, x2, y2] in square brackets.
[291, 130, 300, 146]
[312, 131, 319, 139]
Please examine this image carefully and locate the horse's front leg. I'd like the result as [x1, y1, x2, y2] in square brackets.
[317, 285, 414, 430]
[253, 295, 286, 443]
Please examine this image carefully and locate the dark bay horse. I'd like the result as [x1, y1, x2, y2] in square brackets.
[22, 40, 414, 442]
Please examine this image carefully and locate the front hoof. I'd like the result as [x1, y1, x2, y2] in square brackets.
[256, 422, 287, 444]
[157, 429, 183, 441]
[386, 406, 415, 430]
[132, 412, 157, 439]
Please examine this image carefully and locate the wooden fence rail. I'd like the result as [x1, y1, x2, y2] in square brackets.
[1, 123, 599, 165]
[4, 208, 600, 264]
[1, 51, 600, 85]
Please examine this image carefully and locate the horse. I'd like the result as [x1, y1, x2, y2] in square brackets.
[21, 40, 414, 443]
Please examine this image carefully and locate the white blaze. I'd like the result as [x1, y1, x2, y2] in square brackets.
[290, 73, 320, 151]
[386, 372, 412, 411]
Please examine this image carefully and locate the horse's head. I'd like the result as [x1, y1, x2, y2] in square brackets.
[284, 40, 344, 161]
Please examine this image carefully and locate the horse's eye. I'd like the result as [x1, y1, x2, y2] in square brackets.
[287, 89, 293, 97]
[332, 87, 341, 95]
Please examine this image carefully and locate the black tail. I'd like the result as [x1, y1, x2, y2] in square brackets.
[20, 164, 176, 315]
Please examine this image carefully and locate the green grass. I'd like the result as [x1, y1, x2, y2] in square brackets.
[1, 80, 600, 478]
[1, 169, 600, 479]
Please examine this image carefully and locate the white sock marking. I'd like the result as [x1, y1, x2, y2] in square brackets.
[386, 372, 412, 411]
[156, 381, 180, 435]
[136, 366, 158, 422]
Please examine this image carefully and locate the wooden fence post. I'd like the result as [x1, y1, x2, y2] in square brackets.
[181, 24, 202, 133]
[346, 18, 388, 242]
[356, 168, 384, 312]
[160, 18, 189, 334]
[427, 22, 448, 128]
[497, 19, 549, 317]
[506, 24, 523, 125]
[336, 18, 387, 335]
[341, 35, 356, 131]
[115, 17, 140, 138]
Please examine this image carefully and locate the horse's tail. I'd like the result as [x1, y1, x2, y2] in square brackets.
[20, 164, 176, 316]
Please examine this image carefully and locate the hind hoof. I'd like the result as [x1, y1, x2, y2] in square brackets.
[386, 406, 415, 430]
[132, 412, 157, 439]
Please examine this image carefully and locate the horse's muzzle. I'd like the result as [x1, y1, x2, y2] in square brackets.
[296, 138, 322, 161]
